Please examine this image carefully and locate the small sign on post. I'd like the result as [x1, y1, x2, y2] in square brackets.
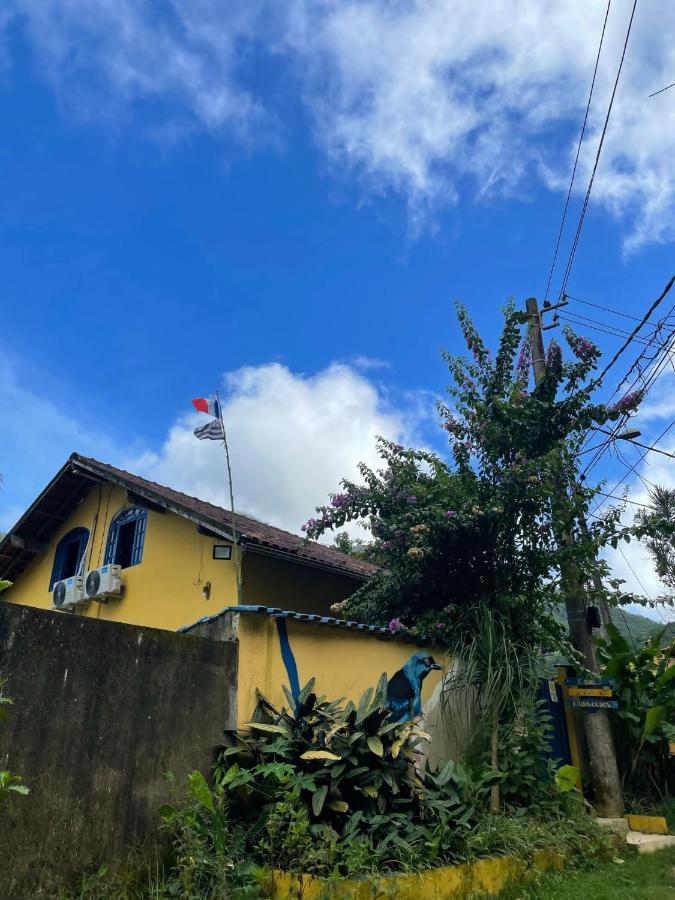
[565, 677, 617, 711]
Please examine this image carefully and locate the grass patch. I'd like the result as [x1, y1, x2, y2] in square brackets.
[493, 845, 675, 899]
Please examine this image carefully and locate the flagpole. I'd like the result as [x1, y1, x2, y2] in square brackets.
[215, 390, 242, 605]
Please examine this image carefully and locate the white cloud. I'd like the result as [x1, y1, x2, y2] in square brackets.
[0, 354, 425, 539]
[5, 2, 675, 248]
[7, 0, 273, 140]
[132, 362, 425, 537]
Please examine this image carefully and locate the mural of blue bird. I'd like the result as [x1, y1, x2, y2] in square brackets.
[386, 652, 442, 723]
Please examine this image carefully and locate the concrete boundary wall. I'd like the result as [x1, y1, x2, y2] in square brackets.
[0, 602, 237, 898]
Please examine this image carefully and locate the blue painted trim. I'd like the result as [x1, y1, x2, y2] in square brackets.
[275, 617, 301, 709]
[176, 604, 432, 645]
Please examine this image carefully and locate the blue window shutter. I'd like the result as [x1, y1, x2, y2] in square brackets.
[76, 531, 88, 574]
[49, 542, 66, 590]
[105, 521, 119, 565]
[105, 507, 147, 567]
[131, 513, 146, 565]
[49, 527, 90, 590]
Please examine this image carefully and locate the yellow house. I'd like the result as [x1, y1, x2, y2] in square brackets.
[0, 453, 376, 632]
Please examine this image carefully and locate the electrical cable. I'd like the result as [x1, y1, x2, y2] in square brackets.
[559, 314, 655, 347]
[591, 419, 675, 517]
[593, 275, 675, 386]
[566, 294, 674, 324]
[579, 307, 675, 475]
[542, 0, 612, 303]
[558, 0, 640, 300]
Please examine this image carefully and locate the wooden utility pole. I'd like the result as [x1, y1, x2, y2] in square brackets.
[525, 297, 624, 817]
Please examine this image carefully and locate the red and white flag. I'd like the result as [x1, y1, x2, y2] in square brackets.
[192, 397, 221, 418]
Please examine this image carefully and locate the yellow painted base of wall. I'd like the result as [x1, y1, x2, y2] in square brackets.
[626, 815, 669, 835]
[260, 849, 564, 898]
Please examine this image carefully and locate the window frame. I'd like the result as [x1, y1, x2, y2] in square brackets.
[104, 506, 148, 569]
[49, 527, 90, 590]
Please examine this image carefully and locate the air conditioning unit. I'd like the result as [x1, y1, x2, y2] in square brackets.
[84, 564, 123, 601]
[52, 576, 86, 610]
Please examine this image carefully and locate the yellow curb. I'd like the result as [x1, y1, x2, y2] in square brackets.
[626, 814, 669, 835]
[261, 849, 566, 898]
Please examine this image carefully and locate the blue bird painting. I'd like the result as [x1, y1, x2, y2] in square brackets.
[386, 652, 442, 723]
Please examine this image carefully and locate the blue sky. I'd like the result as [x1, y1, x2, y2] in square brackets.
[1, 2, 673, 618]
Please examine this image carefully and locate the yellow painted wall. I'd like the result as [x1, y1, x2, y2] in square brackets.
[235, 613, 445, 727]
[6, 482, 366, 632]
[6, 482, 238, 631]
[242, 554, 362, 615]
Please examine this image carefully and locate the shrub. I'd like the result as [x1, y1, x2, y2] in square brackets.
[596, 623, 675, 799]
[206, 677, 500, 875]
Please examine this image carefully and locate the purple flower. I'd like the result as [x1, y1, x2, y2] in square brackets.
[445, 510, 456, 518]
[435, 622, 444, 629]
[516, 340, 531, 374]
[546, 340, 562, 373]
[538, 524, 547, 535]
[406, 495, 417, 504]
[331, 493, 347, 508]
[610, 391, 642, 414]
[464, 440, 473, 451]
[566, 330, 600, 362]
[301, 517, 318, 533]
[389, 618, 404, 631]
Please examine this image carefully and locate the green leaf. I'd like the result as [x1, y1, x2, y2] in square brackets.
[327, 800, 349, 813]
[0, 580, 12, 592]
[605, 622, 630, 654]
[186, 771, 214, 813]
[312, 784, 328, 816]
[244, 722, 287, 734]
[554, 764, 579, 793]
[656, 664, 675, 688]
[642, 706, 666, 738]
[367, 736, 384, 757]
[8, 784, 29, 796]
[299, 750, 341, 761]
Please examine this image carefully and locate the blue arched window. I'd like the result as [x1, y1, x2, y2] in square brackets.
[105, 507, 147, 569]
[49, 527, 90, 590]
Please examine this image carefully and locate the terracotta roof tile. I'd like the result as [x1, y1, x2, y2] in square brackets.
[73, 454, 377, 580]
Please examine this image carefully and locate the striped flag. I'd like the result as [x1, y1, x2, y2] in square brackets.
[194, 419, 225, 441]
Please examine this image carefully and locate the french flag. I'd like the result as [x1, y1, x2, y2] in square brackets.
[192, 397, 221, 419]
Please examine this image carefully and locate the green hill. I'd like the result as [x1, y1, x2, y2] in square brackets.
[553, 604, 674, 649]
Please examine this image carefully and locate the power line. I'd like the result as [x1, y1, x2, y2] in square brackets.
[595, 428, 675, 461]
[559, 314, 656, 347]
[591, 419, 675, 516]
[649, 81, 675, 99]
[563, 309, 664, 344]
[566, 293, 674, 324]
[542, 0, 612, 303]
[593, 275, 675, 386]
[558, 0, 640, 301]
[617, 604, 639, 650]
[596, 490, 655, 510]
[583, 329, 675, 477]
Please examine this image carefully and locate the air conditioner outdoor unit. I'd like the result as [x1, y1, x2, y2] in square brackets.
[52, 575, 86, 611]
[84, 564, 123, 601]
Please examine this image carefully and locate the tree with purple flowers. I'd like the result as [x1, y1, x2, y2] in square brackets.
[304, 301, 642, 807]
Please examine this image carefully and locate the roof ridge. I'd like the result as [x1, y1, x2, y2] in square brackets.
[72, 453, 377, 576]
